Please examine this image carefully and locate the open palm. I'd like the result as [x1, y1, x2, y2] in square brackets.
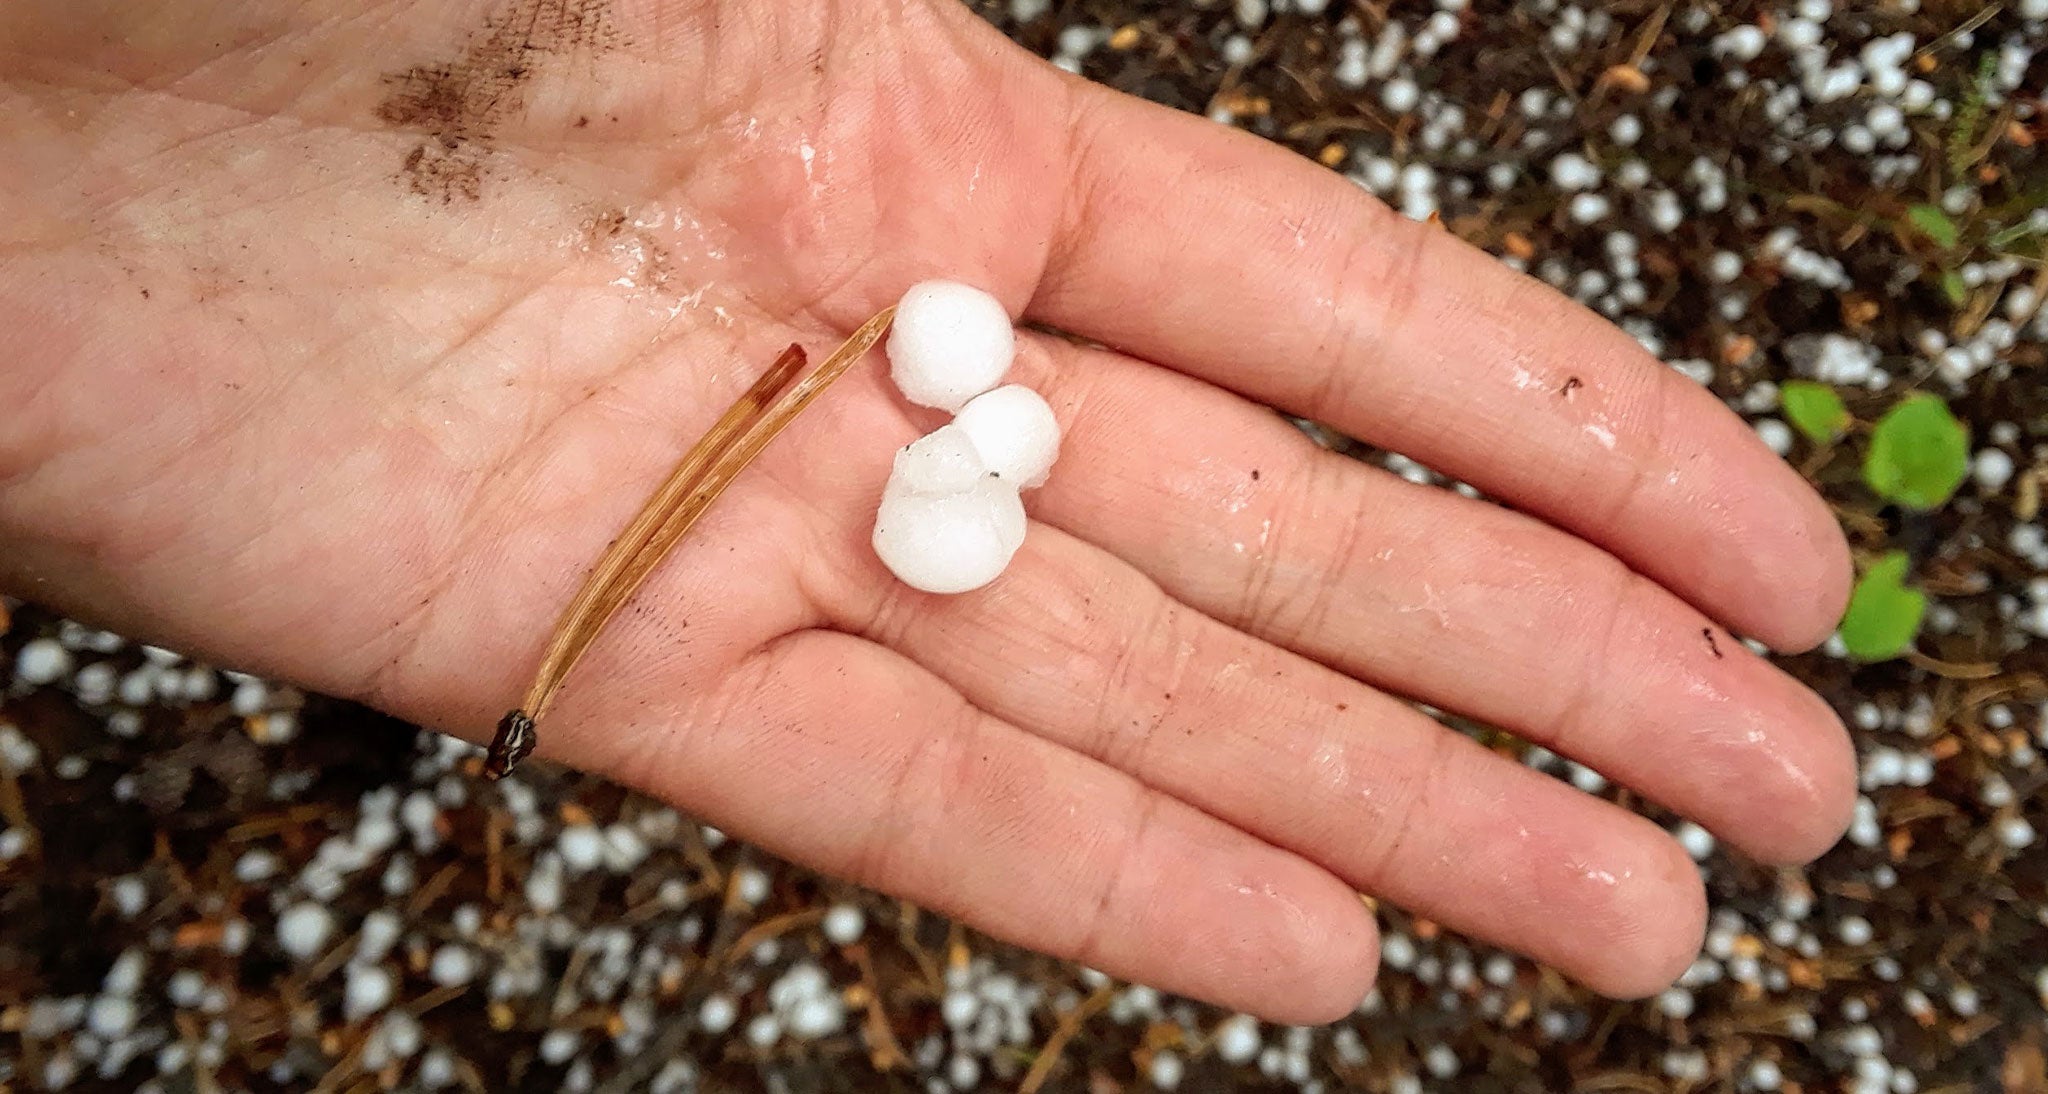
[1, 0, 1856, 1022]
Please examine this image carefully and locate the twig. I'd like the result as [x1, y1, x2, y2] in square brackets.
[1018, 983, 1113, 1094]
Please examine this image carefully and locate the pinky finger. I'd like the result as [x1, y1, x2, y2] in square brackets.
[604, 629, 1382, 1024]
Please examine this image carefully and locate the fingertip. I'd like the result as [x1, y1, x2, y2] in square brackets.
[1762, 496, 1854, 654]
[1240, 870, 1382, 1025]
[1566, 824, 1708, 1001]
[1735, 691, 1859, 866]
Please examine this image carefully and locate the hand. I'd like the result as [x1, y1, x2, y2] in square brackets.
[0, 0, 1854, 1022]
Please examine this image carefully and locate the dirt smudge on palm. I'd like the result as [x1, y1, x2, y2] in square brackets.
[374, 0, 621, 203]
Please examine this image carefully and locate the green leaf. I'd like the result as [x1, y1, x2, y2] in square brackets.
[1862, 395, 1970, 510]
[1906, 204, 1959, 249]
[1779, 381, 1850, 445]
[1939, 269, 1968, 306]
[1838, 551, 1926, 662]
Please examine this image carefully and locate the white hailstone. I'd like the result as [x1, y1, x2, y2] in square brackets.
[1354, 157, 1399, 193]
[941, 987, 979, 1029]
[525, 852, 565, 914]
[886, 281, 1015, 412]
[277, 902, 334, 960]
[1645, 191, 1685, 234]
[229, 679, 269, 716]
[1901, 752, 1934, 787]
[73, 663, 115, 705]
[601, 824, 648, 872]
[356, 910, 402, 964]
[872, 478, 1026, 595]
[821, 903, 865, 945]
[744, 1013, 782, 1048]
[430, 944, 477, 987]
[953, 386, 1061, 488]
[382, 1012, 423, 1060]
[1974, 449, 2015, 493]
[733, 865, 772, 907]
[1381, 932, 1416, 970]
[1863, 748, 1905, 789]
[1754, 419, 1794, 457]
[947, 1053, 981, 1090]
[1424, 1044, 1460, 1079]
[1998, 816, 2037, 850]
[1214, 1014, 1261, 1063]
[892, 425, 992, 497]
[557, 824, 604, 873]
[0, 724, 40, 775]
[540, 1028, 581, 1065]
[87, 996, 137, 1039]
[1837, 916, 1874, 946]
[1664, 1049, 1710, 1081]
[1715, 24, 1767, 62]
[698, 993, 739, 1035]
[343, 964, 395, 1021]
[166, 970, 207, 1009]
[116, 667, 154, 706]
[1981, 776, 2016, 809]
[1568, 762, 1607, 794]
[1549, 152, 1601, 190]
[1332, 38, 1369, 89]
[15, 638, 72, 686]
[785, 994, 844, 1040]
[769, 964, 829, 1013]
[1381, 77, 1420, 113]
[1149, 1051, 1185, 1088]
[2005, 285, 2040, 321]
[1675, 821, 1717, 860]
[1569, 193, 1612, 224]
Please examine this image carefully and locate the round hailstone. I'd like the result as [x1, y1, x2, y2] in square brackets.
[276, 902, 335, 961]
[890, 425, 990, 496]
[886, 280, 1015, 412]
[343, 964, 395, 1020]
[820, 903, 866, 946]
[872, 479, 1026, 595]
[15, 638, 72, 687]
[953, 385, 1060, 488]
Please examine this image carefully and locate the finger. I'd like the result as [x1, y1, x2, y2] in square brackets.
[1032, 83, 1849, 651]
[1007, 334, 1855, 865]
[852, 524, 1704, 998]
[553, 628, 1379, 1024]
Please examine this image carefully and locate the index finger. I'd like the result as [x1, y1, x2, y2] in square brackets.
[1030, 82, 1850, 651]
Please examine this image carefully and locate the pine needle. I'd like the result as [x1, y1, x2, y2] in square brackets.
[485, 306, 898, 778]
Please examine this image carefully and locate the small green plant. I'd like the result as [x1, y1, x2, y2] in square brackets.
[1939, 269, 1969, 306]
[1838, 551, 1926, 662]
[1863, 395, 1969, 510]
[1780, 381, 1850, 445]
[1906, 204, 1959, 250]
[1947, 50, 1998, 176]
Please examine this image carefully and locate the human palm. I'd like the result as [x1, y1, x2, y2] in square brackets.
[1, 0, 1856, 1022]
